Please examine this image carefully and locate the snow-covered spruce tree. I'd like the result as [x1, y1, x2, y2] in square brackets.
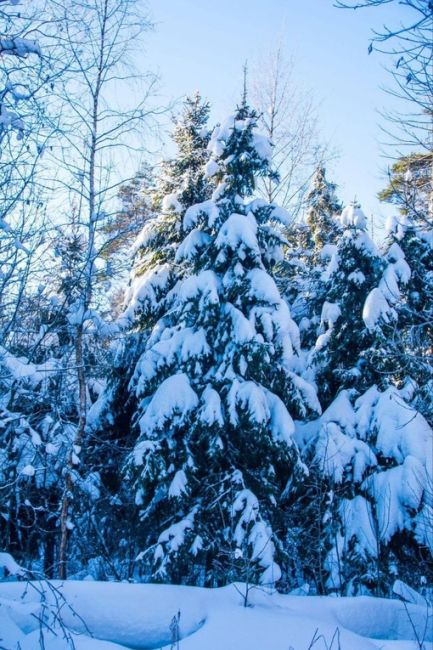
[122, 92, 213, 329]
[300, 207, 432, 595]
[157, 92, 212, 209]
[310, 381, 433, 595]
[282, 166, 342, 348]
[374, 214, 433, 424]
[120, 100, 321, 588]
[89, 93, 213, 430]
[311, 203, 394, 406]
[82, 94, 214, 580]
[305, 166, 342, 253]
[103, 91, 212, 281]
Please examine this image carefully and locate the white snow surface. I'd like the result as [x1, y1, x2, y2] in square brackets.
[0, 579, 431, 650]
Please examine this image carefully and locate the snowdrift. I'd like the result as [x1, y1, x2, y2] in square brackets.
[0, 580, 431, 650]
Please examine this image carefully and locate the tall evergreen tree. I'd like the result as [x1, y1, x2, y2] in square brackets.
[376, 215, 433, 424]
[305, 166, 342, 253]
[377, 163, 433, 424]
[121, 92, 213, 329]
[157, 92, 212, 209]
[83, 93, 215, 579]
[100, 93, 212, 298]
[378, 153, 432, 225]
[302, 201, 432, 595]
[282, 167, 342, 347]
[114, 100, 321, 588]
[312, 203, 390, 405]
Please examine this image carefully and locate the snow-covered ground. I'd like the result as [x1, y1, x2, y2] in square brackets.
[0, 579, 432, 650]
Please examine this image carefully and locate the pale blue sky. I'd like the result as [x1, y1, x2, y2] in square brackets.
[143, 0, 410, 234]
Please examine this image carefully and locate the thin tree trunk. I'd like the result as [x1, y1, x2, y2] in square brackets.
[58, 327, 87, 579]
[57, 0, 108, 579]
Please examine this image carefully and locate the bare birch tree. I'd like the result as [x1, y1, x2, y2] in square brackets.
[251, 45, 330, 220]
[0, 0, 64, 336]
[43, 0, 163, 578]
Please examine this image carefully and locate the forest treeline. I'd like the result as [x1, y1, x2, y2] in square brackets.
[0, 0, 432, 598]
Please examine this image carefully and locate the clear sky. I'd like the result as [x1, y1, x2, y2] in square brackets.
[143, 0, 410, 234]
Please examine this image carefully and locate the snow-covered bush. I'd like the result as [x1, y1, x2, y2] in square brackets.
[309, 383, 433, 594]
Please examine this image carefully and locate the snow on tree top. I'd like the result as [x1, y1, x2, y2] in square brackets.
[340, 203, 368, 230]
[207, 115, 236, 157]
[206, 108, 274, 199]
